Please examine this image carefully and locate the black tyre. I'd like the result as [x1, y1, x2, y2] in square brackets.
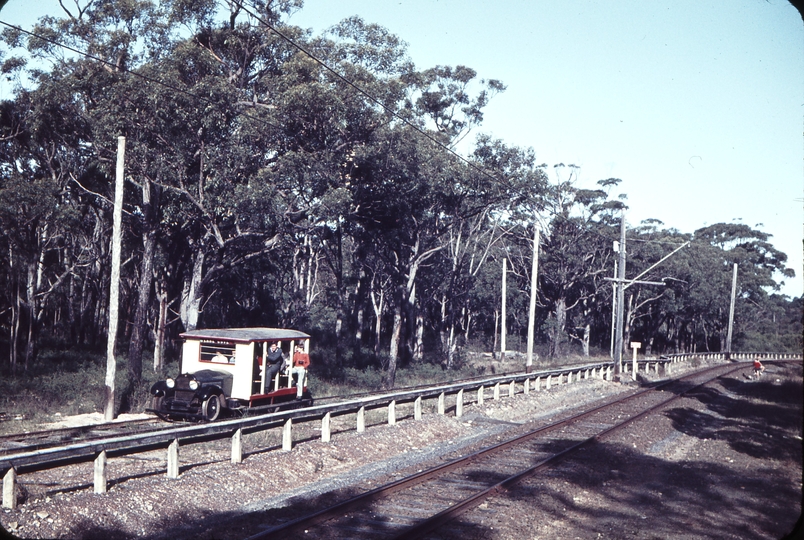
[202, 395, 221, 421]
[151, 395, 163, 411]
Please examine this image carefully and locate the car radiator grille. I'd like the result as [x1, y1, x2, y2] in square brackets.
[174, 390, 196, 402]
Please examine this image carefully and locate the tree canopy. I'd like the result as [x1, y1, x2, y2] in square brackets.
[0, 0, 798, 394]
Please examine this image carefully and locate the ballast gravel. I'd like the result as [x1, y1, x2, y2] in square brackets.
[1, 359, 801, 540]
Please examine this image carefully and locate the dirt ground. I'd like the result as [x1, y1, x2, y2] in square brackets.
[0, 359, 800, 539]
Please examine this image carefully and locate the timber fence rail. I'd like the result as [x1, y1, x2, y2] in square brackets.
[1, 361, 611, 509]
[622, 351, 803, 375]
[4, 352, 799, 508]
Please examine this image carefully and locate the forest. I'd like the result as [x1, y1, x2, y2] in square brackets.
[0, 0, 799, 392]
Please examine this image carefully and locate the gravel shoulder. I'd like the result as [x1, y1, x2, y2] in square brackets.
[1, 360, 800, 540]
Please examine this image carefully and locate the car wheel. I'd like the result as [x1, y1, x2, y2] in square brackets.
[151, 395, 163, 411]
[202, 395, 221, 421]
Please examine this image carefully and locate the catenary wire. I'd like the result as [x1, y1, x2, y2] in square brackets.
[228, 0, 505, 183]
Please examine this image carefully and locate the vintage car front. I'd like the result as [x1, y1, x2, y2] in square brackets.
[150, 369, 233, 421]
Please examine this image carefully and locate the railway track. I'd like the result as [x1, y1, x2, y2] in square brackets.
[0, 365, 591, 460]
[246, 362, 750, 540]
[0, 417, 166, 457]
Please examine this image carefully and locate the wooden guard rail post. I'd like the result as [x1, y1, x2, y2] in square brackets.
[3, 468, 16, 510]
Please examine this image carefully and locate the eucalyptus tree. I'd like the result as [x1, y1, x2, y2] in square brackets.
[620, 221, 796, 355]
[0, 67, 92, 370]
[0, 0, 307, 372]
[427, 136, 547, 368]
[687, 223, 793, 352]
[536, 172, 624, 357]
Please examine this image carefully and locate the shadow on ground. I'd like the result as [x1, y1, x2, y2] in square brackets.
[52, 366, 802, 540]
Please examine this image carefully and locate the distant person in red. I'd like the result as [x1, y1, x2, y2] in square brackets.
[753, 359, 765, 378]
[291, 344, 310, 399]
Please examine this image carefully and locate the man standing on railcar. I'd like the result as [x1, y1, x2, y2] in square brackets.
[265, 342, 285, 387]
[291, 343, 310, 399]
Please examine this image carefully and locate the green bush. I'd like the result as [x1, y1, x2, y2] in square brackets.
[0, 348, 179, 433]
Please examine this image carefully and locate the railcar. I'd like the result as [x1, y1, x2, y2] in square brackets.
[149, 327, 313, 421]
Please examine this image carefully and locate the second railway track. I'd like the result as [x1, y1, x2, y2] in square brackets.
[247, 362, 753, 540]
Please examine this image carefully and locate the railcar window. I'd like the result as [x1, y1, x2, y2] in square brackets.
[200, 342, 236, 363]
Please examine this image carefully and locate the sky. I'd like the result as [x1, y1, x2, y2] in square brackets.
[0, 0, 802, 297]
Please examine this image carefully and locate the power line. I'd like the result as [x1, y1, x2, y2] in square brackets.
[228, 0, 504, 183]
[0, 19, 283, 132]
[1, 6, 504, 187]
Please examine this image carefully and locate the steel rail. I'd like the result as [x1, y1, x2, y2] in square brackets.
[4, 353, 794, 510]
[390, 363, 748, 539]
[0, 418, 164, 457]
[0, 361, 609, 475]
[244, 361, 751, 540]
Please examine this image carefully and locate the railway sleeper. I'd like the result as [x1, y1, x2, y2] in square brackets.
[372, 505, 435, 519]
[436, 477, 492, 491]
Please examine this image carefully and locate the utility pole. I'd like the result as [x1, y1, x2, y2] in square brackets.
[607, 217, 687, 378]
[526, 224, 540, 370]
[104, 136, 125, 422]
[610, 242, 618, 358]
[726, 262, 738, 360]
[500, 257, 507, 362]
[614, 213, 626, 376]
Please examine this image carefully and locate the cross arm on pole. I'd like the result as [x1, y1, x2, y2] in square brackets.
[604, 277, 666, 287]
[623, 241, 690, 290]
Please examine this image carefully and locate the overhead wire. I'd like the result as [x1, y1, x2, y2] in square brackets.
[0, 19, 284, 135]
[227, 0, 505, 184]
[1, 5, 505, 186]
[1, 6, 698, 241]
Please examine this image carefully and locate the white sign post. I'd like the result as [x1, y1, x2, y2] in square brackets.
[630, 342, 641, 380]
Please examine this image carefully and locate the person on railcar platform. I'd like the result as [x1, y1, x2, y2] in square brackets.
[265, 342, 286, 387]
[291, 343, 311, 399]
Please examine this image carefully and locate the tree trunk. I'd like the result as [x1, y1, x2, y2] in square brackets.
[582, 323, 590, 356]
[153, 280, 168, 372]
[23, 261, 37, 370]
[181, 250, 205, 331]
[623, 293, 634, 357]
[353, 268, 366, 344]
[128, 177, 160, 382]
[9, 255, 19, 370]
[371, 281, 384, 356]
[414, 312, 424, 362]
[549, 297, 567, 357]
[439, 293, 448, 355]
[463, 306, 472, 344]
[127, 227, 156, 383]
[446, 323, 457, 369]
[386, 291, 403, 389]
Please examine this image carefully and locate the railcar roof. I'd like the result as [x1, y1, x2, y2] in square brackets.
[179, 327, 310, 343]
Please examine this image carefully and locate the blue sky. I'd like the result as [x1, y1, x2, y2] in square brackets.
[1, 0, 802, 297]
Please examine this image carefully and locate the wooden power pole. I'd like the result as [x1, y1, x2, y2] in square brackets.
[104, 136, 125, 422]
[500, 257, 507, 362]
[526, 224, 540, 370]
[726, 262, 738, 359]
[614, 213, 626, 376]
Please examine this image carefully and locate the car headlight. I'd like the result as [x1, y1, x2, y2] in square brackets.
[166, 378, 175, 389]
[189, 380, 199, 390]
